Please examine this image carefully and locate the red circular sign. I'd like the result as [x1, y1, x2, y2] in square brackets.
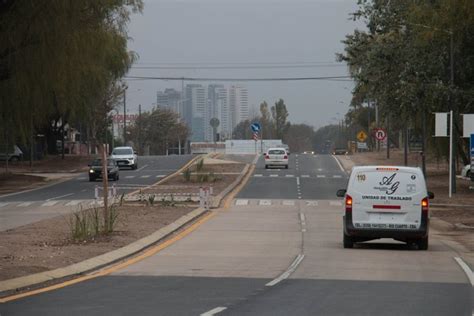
[374, 128, 387, 141]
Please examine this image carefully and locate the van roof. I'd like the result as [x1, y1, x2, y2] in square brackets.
[352, 165, 423, 173]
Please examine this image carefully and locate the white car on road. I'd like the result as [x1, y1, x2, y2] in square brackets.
[264, 148, 289, 169]
[461, 164, 471, 178]
[337, 166, 434, 250]
[110, 146, 138, 169]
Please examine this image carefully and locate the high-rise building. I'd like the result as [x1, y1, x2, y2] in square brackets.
[229, 85, 249, 132]
[207, 84, 229, 141]
[185, 84, 207, 142]
[156, 88, 183, 117]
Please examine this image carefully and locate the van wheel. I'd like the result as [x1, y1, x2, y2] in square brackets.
[343, 233, 354, 249]
[416, 237, 428, 250]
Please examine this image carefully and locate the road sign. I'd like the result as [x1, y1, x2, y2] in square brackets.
[357, 142, 368, 150]
[470, 134, 474, 179]
[356, 130, 368, 142]
[374, 128, 387, 141]
[250, 122, 261, 133]
[252, 132, 259, 141]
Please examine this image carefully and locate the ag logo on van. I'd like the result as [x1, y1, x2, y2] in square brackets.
[374, 173, 400, 195]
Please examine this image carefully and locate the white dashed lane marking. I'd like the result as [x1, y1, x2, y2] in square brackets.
[235, 199, 249, 206]
[317, 175, 326, 178]
[269, 174, 278, 177]
[140, 175, 151, 178]
[42, 201, 58, 207]
[301, 175, 310, 178]
[156, 175, 166, 178]
[285, 174, 294, 177]
[333, 175, 343, 178]
[253, 174, 263, 177]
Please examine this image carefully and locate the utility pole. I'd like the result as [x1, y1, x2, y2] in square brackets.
[421, 109, 427, 176]
[386, 115, 390, 159]
[375, 102, 380, 151]
[138, 104, 142, 155]
[123, 88, 127, 144]
[449, 32, 456, 193]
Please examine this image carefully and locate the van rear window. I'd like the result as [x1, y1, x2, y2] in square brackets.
[352, 170, 423, 197]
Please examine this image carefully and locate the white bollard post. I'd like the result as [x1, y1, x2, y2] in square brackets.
[199, 187, 204, 208]
[95, 185, 99, 200]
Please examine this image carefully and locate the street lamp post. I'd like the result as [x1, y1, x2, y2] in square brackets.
[123, 87, 127, 144]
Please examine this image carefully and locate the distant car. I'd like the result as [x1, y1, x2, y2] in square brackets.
[303, 150, 315, 154]
[0, 144, 23, 162]
[461, 164, 471, 178]
[264, 148, 288, 169]
[277, 144, 290, 155]
[333, 148, 348, 155]
[88, 158, 119, 182]
[337, 166, 434, 250]
[110, 146, 138, 169]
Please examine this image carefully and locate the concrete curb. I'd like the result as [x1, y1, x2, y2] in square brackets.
[0, 153, 254, 298]
[0, 207, 207, 298]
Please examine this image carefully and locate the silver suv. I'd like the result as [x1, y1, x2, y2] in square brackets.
[110, 146, 138, 169]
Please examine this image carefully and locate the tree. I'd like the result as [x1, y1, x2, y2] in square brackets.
[128, 107, 189, 156]
[286, 124, 314, 153]
[0, 1, 143, 156]
[259, 101, 274, 139]
[271, 99, 290, 140]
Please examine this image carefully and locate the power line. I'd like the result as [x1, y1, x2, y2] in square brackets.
[135, 61, 342, 66]
[124, 75, 352, 82]
[131, 64, 346, 70]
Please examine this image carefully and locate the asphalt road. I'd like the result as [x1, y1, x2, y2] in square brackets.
[0, 155, 194, 231]
[1, 154, 472, 315]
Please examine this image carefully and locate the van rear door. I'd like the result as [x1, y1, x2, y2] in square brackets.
[349, 167, 427, 230]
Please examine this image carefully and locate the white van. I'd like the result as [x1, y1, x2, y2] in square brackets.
[336, 166, 434, 250]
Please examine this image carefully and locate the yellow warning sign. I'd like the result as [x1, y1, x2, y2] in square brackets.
[357, 130, 368, 142]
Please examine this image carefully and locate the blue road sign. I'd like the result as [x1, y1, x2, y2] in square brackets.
[471, 134, 474, 179]
[250, 122, 261, 133]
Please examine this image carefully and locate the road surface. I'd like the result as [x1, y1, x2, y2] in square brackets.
[1, 154, 471, 315]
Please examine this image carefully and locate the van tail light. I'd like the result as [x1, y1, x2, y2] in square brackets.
[345, 194, 353, 213]
[421, 197, 429, 215]
[284, 155, 288, 159]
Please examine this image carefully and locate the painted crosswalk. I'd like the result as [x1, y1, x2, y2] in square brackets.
[234, 199, 343, 207]
[253, 174, 346, 179]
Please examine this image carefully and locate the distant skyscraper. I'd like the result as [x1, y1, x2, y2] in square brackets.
[208, 84, 229, 141]
[229, 85, 249, 131]
[185, 84, 207, 142]
[156, 88, 183, 117]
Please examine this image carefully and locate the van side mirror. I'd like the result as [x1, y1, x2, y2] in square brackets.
[336, 189, 346, 198]
[428, 191, 434, 199]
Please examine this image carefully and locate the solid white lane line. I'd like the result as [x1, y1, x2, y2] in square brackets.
[46, 193, 74, 201]
[266, 254, 305, 287]
[136, 164, 148, 172]
[296, 177, 300, 186]
[125, 176, 135, 179]
[235, 199, 249, 206]
[140, 175, 151, 178]
[454, 257, 474, 286]
[200, 307, 227, 316]
[301, 175, 310, 178]
[332, 155, 346, 173]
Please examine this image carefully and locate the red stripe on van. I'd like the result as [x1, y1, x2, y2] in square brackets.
[372, 205, 401, 210]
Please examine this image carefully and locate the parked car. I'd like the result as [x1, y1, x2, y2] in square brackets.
[336, 166, 434, 250]
[0, 144, 23, 162]
[333, 148, 348, 155]
[461, 164, 471, 178]
[88, 159, 120, 182]
[264, 148, 289, 169]
[110, 146, 138, 169]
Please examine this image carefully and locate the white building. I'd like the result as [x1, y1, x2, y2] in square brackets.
[229, 85, 249, 132]
[156, 89, 183, 117]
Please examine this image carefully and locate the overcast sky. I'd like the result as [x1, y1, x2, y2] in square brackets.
[125, 0, 363, 129]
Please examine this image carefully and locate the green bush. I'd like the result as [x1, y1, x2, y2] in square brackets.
[196, 158, 204, 172]
[183, 168, 191, 182]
